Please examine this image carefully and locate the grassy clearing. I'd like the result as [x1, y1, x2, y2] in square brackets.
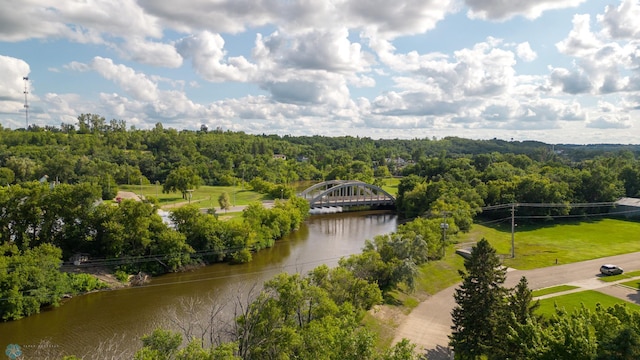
[120, 184, 267, 208]
[416, 245, 466, 295]
[599, 270, 640, 283]
[379, 177, 401, 197]
[458, 218, 640, 270]
[537, 290, 640, 317]
[532, 285, 580, 297]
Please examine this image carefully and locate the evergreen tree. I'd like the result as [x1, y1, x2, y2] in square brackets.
[450, 238, 507, 359]
[508, 276, 540, 325]
[492, 276, 540, 360]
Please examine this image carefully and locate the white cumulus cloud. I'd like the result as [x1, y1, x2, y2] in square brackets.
[465, 0, 587, 21]
[516, 42, 537, 62]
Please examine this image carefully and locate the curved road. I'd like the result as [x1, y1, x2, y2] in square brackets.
[393, 252, 640, 360]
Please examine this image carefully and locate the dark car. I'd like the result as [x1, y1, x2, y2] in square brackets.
[600, 264, 624, 276]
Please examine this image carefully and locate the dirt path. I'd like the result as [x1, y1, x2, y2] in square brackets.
[115, 191, 142, 201]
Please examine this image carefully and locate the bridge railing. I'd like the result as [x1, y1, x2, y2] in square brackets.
[300, 180, 395, 209]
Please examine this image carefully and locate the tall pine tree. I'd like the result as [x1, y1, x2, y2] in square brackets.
[450, 238, 507, 359]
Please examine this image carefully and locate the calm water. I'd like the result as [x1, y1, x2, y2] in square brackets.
[0, 211, 397, 358]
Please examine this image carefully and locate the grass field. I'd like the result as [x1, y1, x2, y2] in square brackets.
[120, 184, 267, 209]
[457, 218, 640, 270]
[537, 290, 640, 317]
[379, 177, 401, 197]
[532, 285, 580, 297]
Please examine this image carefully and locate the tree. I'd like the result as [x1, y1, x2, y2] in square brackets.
[218, 192, 231, 213]
[163, 166, 202, 200]
[0, 167, 15, 186]
[492, 276, 540, 360]
[136, 329, 181, 360]
[508, 276, 539, 325]
[450, 238, 507, 359]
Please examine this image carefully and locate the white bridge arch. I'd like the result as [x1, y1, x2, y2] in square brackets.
[298, 180, 395, 209]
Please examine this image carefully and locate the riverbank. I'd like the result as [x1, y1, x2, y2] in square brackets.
[0, 212, 397, 358]
[62, 265, 127, 289]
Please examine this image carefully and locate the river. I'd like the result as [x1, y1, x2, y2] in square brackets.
[0, 211, 397, 358]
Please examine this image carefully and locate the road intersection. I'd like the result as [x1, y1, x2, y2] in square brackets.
[393, 252, 640, 360]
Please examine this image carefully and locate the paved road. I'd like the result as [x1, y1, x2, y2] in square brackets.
[393, 251, 640, 360]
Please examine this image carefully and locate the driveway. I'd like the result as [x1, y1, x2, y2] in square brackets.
[393, 251, 640, 360]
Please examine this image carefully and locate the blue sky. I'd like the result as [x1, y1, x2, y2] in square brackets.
[1, 0, 639, 144]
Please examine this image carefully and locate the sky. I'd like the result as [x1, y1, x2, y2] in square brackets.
[1, 0, 639, 144]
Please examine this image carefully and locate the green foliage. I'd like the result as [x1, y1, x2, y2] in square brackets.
[164, 166, 202, 200]
[67, 273, 108, 293]
[115, 270, 130, 283]
[0, 244, 67, 320]
[450, 239, 507, 359]
[338, 234, 423, 294]
[136, 329, 182, 360]
[129, 261, 412, 360]
[218, 192, 231, 212]
[0, 167, 15, 186]
[230, 248, 252, 264]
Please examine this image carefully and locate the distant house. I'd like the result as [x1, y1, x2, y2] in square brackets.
[273, 154, 287, 160]
[70, 253, 90, 266]
[612, 197, 640, 218]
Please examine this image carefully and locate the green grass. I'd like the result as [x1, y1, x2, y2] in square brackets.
[620, 280, 640, 290]
[416, 244, 466, 295]
[599, 270, 640, 283]
[120, 184, 267, 209]
[537, 290, 640, 317]
[459, 218, 640, 270]
[379, 177, 400, 197]
[532, 285, 580, 297]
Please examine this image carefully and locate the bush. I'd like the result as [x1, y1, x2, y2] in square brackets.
[230, 249, 252, 264]
[114, 270, 130, 283]
[68, 273, 108, 293]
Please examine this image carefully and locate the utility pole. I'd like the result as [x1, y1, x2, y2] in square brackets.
[23, 76, 29, 128]
[511, 203, 516, 258]
[440, 212, 449, 258]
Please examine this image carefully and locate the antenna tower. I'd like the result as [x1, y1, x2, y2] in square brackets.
[23, 76, 29, 128]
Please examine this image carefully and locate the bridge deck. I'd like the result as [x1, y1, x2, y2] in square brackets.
[299, 180, 395, 209]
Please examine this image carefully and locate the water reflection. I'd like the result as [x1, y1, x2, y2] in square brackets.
[0, 211, 397, 357]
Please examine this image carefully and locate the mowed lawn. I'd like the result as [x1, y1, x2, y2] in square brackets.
[120, 184, 267, 209]
[537, 290, 640, 317]
[458, 218, 640, 270]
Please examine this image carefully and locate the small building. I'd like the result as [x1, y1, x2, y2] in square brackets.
[612, 197, 640, 219]
[70, 253, 90, 266]
[273, 154, 287, 160]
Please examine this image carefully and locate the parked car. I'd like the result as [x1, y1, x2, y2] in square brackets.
[600, 264, 624, 276]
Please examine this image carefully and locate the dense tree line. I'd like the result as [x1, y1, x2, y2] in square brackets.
[0, 243, 107, 320]
[0, 181, 308, 265]
[451, 239, 640, 360]
[0, 180, 308, 320]
[1, 116, 639, 204]
[396, 150, 640, 222]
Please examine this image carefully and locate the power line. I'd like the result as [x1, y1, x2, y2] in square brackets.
[481, 201, 616, 211]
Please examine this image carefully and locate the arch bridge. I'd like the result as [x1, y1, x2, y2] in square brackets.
[299, 180, 395, 210]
